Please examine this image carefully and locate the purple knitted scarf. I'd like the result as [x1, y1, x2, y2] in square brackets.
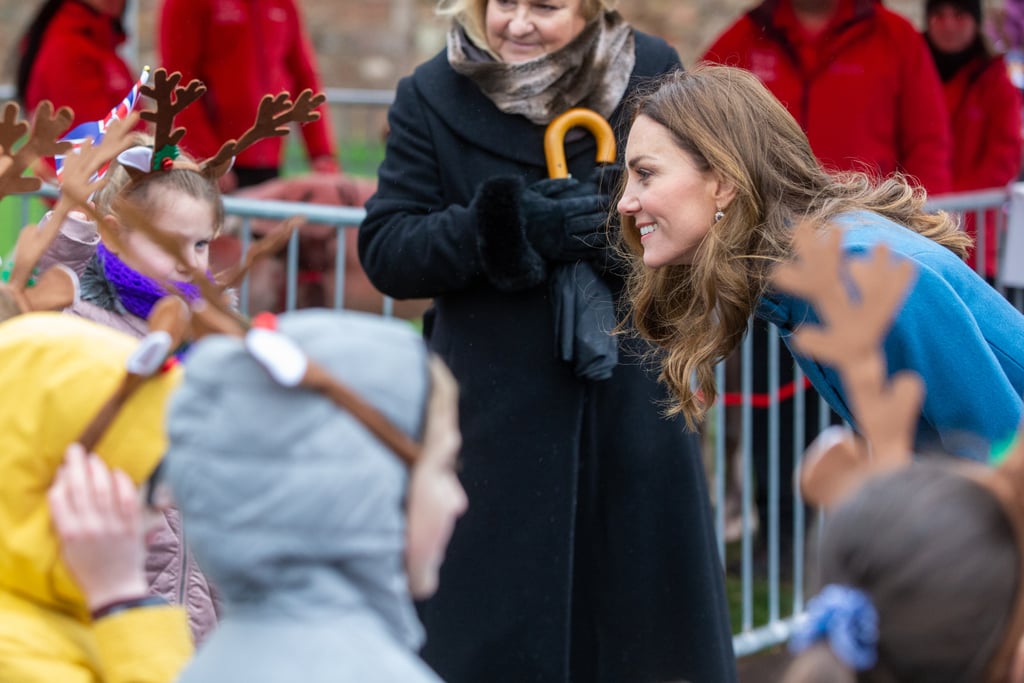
[97, 242, 201, 320]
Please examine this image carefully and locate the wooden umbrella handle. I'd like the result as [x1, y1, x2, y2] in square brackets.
[543, 108, 616, 179]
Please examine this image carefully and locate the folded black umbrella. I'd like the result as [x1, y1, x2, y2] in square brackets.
[550, 260, 618, 381]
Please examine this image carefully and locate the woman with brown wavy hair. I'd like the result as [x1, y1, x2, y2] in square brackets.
[616, 64, 1024, 462]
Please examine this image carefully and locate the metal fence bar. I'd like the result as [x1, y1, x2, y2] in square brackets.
[974, 206, 986, 278]
[334, 226, 347, 313]
[768, 323, 781, 625]
[740, 322, 755, 634]
[239, 218, 253, 313]
[285, 227, 299, 312]
[793, 362, 807, 615]
[714, 362, 727, 568]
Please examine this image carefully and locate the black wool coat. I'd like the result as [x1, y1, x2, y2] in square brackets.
[359, 31, 737, 683]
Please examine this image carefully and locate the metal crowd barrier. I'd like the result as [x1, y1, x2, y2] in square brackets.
[14, 183, 1024, 661]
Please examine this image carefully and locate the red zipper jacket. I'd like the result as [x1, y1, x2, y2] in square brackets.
[159, 0, 337, 171]
[24, 1, 134, 127]
[703, 0, 953, 194]
[941, 51, 1023, 276]
[943, 53, 1022, 193]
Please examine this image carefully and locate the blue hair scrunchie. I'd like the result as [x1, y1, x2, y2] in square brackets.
[789, 584, 879, 671]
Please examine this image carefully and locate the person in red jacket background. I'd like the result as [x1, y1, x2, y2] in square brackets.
[703, 0, 953, 195]
[925, 0, 1023, 279]
[16, 0, 134, 183]
[159, 0, 340, 191]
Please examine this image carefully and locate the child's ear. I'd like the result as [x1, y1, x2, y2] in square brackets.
[97, 214, 124, 254]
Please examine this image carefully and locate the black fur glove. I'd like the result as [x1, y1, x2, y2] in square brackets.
[520, 177, 611, 262]
[475, 176, 548, 292]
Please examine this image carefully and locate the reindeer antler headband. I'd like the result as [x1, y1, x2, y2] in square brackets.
[773, 220, 1024, 682]
[117, 68, 327, 180]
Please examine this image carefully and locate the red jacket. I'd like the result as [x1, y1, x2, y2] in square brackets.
[159, 0, 337, 170]
[942, 52, 1023, 276]
[24, 1, 134, 127]
[944, 54, 1022, 192]
[703, 0, 953, 194]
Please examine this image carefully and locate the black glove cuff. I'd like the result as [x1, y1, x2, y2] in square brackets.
[475, 176, 548, 291]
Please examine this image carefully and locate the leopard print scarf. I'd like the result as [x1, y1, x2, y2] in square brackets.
[447, 11, 636, 126]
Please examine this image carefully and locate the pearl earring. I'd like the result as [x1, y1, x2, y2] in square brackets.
[714, 209, 725, 223]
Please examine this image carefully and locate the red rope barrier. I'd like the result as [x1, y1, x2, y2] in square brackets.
[720, 376, 814, 408]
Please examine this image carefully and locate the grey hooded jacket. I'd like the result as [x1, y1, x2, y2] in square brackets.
[165, 310, 443, 682]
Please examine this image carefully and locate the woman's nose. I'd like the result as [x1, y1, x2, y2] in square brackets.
[617, 191, 639, 215]
[508, 8, 533, 35]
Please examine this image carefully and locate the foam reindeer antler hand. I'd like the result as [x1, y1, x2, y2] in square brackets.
[0, 104, 28, 186]
[0, 223, 80, 322]
[0, 103, 29, 156]
[0, 102, 88, 321]
[774, 230, 915, 370]
[213, 216, 303, 289]
[771, 220, 923, 508]
[139, 69, 207, 172]
[55, 111, 140, 206]
[201, 88, 325, 179]
[36, 111, 141, 269]
[288, 90, 327, 126]
[0, 101, 73, 199]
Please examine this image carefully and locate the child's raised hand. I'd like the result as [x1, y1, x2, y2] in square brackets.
[48, 443, 149, 613]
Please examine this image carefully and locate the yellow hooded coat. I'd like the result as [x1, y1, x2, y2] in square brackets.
[0, 313, 193, 682]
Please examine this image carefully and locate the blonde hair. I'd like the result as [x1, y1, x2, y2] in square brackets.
[615, 65, 971, 430]
[436, 0, 613, 53]
[94, 132, 225, 233]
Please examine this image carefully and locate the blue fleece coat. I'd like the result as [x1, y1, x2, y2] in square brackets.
[757, 210, 1024, 461]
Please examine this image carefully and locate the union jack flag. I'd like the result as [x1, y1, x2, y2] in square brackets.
[54, 66, 150, 181]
